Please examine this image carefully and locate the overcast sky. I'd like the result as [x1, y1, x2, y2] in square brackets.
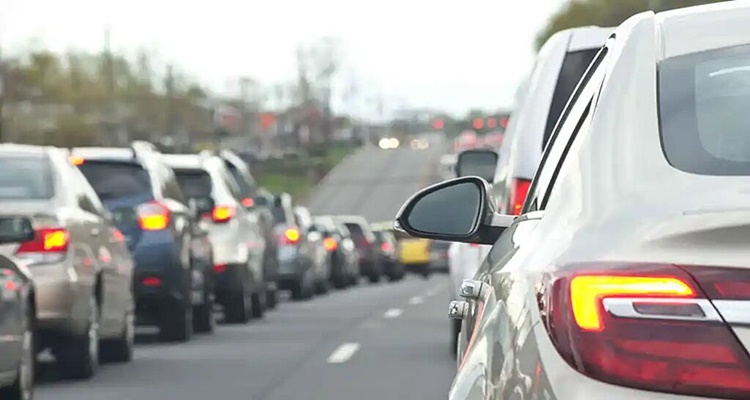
[0, 0, 565, 118]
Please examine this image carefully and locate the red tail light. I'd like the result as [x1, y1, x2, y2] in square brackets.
[538, 262, 750, 399]
[323, 237, 338, 251]
[241, 197, 254, 207]
[507, 178, 531, 215]
[112, 229, 125, 243]
[281, 228, 301, 244]
[212, 205, 235, 223]
[142, 276, 161, 286]
[213, 264, 227, 273]
[380, 242, 393, 252]
[16, 227, 69, 254]
[136, 201, 170, 231]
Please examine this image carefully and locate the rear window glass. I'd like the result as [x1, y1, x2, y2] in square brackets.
[660, 45, 750, 175]
[344, 223, 365, 241]
[174, 169, 213, 198]
[78, 161, 151, 200]
[0, 154, 54, 200]
[225, 162, 256, 195]
[543, 48, 600, 149]
[271, 206, 287, 224]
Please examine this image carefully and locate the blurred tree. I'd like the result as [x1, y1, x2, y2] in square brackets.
[2, 48, 211, 147]
[535, 0, 730, 51]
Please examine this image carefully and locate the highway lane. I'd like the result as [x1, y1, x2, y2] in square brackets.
[36, 276, 456, 400]
[307, 141, 447, 223]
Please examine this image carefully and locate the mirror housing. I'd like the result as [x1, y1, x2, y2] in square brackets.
[0, 216, 35, 245]
[189, 197, 215, 219]
[455, 149, 499, 183]
[394, 176, 513, 245]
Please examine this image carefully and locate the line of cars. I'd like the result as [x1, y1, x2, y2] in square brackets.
[0, 142, 409, 399]
[398, 3, 750, 400]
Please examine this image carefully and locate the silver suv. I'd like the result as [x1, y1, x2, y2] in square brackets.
[163, 154, 267, 324]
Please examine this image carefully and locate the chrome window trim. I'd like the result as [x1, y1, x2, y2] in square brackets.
[602, 298, 723, 322]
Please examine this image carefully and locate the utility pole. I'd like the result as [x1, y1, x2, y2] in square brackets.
[0, 45, 5, 143]
[165, 64, 175, 144]
[239, 77, 251, 142]
[103, 26, 121, 146]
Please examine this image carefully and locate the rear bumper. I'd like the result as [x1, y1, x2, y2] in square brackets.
[28, 260, 88, 336]
[213, 263, 247, 294]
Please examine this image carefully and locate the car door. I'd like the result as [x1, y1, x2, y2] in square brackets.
[70, 169, 125, 333]
[452, 42, 612, 400]
[455, 43, 611, 366]
[0, 260, 25, 374]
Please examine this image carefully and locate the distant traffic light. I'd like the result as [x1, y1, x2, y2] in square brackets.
[486, 118, 497, 129]
[500, 116, 509, 129]
[472, 118, 484, 130]
[432, 118, 444, 130]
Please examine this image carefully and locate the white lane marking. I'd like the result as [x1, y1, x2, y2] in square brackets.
[327, 343, 360, 364]
[409, 296, 424, 305]
[384, 308, 403, 318]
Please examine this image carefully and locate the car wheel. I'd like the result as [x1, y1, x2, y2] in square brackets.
[314, 278, 330, 295]
[57, 295, 99, 380]
[367, 273, 381, 284]
[193, 291, 215, 334]
[159, 300, 193, 342]
[100, 310, 134, 363]
[224, 288, 250, 324]
[250, 289, 266, 319]
[422, 265, 432, 280]
[0, 301, 34, 400]
[265, 288, 278, 309]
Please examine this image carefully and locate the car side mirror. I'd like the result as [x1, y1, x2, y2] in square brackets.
[394, 176, 513, 245]
[189, 197, 215, 219]
[0, 216, 35, 245]
[455, 149, 499, 183]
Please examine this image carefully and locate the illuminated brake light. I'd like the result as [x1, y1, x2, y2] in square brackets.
[136, 201, 170, 231]
[112, 229, 125, 243]
[69, 156, 84, 166]
[283, 228, 301, 244]
[508, 178, 531, 215]
[570, 275, 695, 332]
[241, 197, 254, 207]
[212, 205, 235, 223]
[142, 276, 161, 286]
[538, 262, 750, 398]
[17, 228, 69, 253]
[380, 242, 392, 252]
[323, 237, 338, 251]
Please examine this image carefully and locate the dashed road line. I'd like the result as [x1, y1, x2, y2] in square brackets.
[409, 296, 424, 305]
[327, 343, 360, 364]
[384, 308, 403, 318]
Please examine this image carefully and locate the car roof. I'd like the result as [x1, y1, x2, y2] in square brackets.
[71, 147, 137, 161]
[0, 143, 53, 156]
[657, 1, 750, 60]
[568, 26, 614, 52]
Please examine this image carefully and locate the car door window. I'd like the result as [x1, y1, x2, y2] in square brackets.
[523, 45, 610, 213]
[161, 165, 186, 204]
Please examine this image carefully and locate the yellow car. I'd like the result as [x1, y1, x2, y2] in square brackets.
[398, 236, 432, 278]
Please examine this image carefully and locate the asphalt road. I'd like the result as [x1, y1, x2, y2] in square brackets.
[306, 141, 447, 224]
[36, 276, 456, 400]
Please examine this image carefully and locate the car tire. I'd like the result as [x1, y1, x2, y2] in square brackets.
[193, 292, 215, 334]
[265, 288, 278, 310]
[57, 295, 99, 380]
[159, 300, 193, 342]
[422, 265, 432, 280]
[315, 279, 330, 295]
[332, 273, 348, 289]
[224, 288, 250, 324]
[250, 289, 266, 319]
[0, 301, 34, 400]
[100, 311, 134, 363]
[367, 273, 381, 284]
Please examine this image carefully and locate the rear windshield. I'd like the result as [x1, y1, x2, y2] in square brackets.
[78, 161, 151, 200]
[660, 45, 750, 175]
[344, 223, 366, 241]
[225, 162, 256, 195]
[174, 169, 213, 199]
[0, 154, 54, 200]
[543, 48, 600, 149]
[271, 206, 287, 224]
